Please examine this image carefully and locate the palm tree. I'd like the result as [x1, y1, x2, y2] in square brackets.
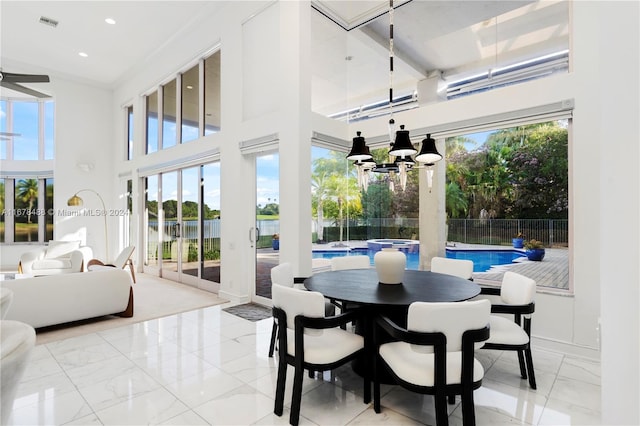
[16, 179, 38, 224]
[311, 168, 331, 242]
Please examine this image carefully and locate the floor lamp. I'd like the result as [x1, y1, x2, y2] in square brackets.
[67, 189, 109, 258]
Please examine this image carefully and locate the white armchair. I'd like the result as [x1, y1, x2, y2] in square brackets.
[18, 241, 93, 276]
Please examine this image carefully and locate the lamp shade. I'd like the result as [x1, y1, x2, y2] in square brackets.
[415, 134, 443, 164]
[67, 194, 84, 206]
[346, 131, 373, 161]
[388, 125, 417, 157]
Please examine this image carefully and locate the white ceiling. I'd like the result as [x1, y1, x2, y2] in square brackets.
[0, 0, 569, 109]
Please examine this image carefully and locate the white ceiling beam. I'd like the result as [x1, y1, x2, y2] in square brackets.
[355, 25, 428, 80]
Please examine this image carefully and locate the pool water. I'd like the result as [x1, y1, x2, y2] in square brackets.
[312, 248, 525, 272]
[445, 249, 526, 272]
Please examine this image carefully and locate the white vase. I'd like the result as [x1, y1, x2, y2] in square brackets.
[374, 248, 406, 284]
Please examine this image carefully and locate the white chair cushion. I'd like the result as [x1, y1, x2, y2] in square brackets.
[32, 258, 72, 270]
[112, 246, 135, 268]
[44, 240, 80, 259]
[330, 255, 370, 271]
[285, 327, 363, 364]
[485, 315, 530, 345]
[271, 263, 294, 287]
[380, 341, 484, 386]
[431, 257, 474, 280]
[501, 271, 536, 305]
[272, 285, 325, 335]
[407, 300, 490, 353]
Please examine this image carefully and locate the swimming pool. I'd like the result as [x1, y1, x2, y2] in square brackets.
[311, 248, 526, 272]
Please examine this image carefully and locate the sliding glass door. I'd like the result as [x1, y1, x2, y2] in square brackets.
[143, 162, 220, 292]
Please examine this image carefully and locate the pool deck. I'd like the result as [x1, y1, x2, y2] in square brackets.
[311, 241, 569, 291]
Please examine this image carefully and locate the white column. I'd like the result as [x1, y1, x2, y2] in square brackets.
[278, 1, 313, 278]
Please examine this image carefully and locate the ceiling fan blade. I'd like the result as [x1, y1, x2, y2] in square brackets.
[0, 72, 50, 83]
[0, 132, 22, 140]
[0, 81, 51, 98]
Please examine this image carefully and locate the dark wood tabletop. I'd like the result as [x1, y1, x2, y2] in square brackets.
[304, 269, 480, 307]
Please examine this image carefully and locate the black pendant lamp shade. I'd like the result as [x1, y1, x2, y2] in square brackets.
[415, 134, 443, 164]
[388, 125, 417, 157]
[347, 131, 373, 161]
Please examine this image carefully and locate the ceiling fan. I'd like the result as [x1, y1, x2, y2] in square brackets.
[0, 132, 22, 141]
[0, 70, 51, 98]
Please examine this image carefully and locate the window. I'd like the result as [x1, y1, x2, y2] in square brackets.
[13, 178, 39, 242]
[142, 48, 221, 155]
[146, 90, 158, 154]
[1, 97, 55, 243]
[204, 51, 221, 135]
[181, 65, 199, 143]
[12, 102, 39, 160]
[162, 79, 177, 149]
[1, 99, 55, 160]
[0, 178, 4, 242]
[44, 101, 54, 159]
[0, 178, 49, 243]
[126, 105, 133, 160]
[1, 100, 7, 160]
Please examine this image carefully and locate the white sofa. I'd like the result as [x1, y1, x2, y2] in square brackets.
[18, 241, 93, 276]
[1, 268, 133, 329]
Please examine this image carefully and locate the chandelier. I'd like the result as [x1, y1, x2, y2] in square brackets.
[347, 0, 443, 192]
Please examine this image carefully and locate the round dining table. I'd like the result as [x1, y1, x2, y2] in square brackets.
[304, 268, 481, 383]
[304, 268, 480, 308]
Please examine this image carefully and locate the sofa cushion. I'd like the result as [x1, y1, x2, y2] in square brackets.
[32, 258, 73, 270]
[44, 241, 80, 259]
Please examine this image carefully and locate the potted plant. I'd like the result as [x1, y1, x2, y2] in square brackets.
[272, 233, 280, 251]
[512, 232, 525, 248]
[524, 239, 545, 261]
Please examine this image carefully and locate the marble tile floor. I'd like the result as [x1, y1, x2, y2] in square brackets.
[7, 303, 602, 425]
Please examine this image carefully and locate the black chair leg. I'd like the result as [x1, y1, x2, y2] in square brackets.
[524, 347, 537, 389]
[289, 365, 304, 426]
[268, 322, 278, 357]
[274, 358, 287, 416]
[364, 376, 371, 404]
[448, 395, 456, 404]
[373, 357, 381, 413]
[517, 350, 527, 379]
[434, 392, 449, 426]
[460, 388, 476, 426]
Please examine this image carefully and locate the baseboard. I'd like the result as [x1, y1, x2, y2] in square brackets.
[218, 289, 250, 305]
[532, 335, 600, 361]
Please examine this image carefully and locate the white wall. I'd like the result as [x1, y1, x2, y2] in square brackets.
[52, 77, 114, 260]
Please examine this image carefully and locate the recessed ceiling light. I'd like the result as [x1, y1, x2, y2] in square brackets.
[186, 85, 194, 90]
[79, 52, 88, 58]
[105, 18, 116, 25]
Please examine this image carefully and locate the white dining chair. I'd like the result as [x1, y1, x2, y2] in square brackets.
[373, 299, 491, 426]
[480, 271, 537, 389]
[272, 284, 368, 425]
[268, 262, 335, 357]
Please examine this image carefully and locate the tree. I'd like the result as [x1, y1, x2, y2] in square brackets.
[506, 124, 568, 218]
[446, 182, 468, 218]
[445, 121, 568, 219]
[16, 179, 38, 223]
[311, 151, 361, 241]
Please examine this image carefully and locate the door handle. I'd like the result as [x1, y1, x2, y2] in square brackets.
[174, 223, 181, 238]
